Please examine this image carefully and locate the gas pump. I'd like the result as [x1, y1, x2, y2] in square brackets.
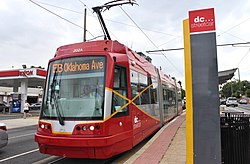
[12, 94, 21, 113]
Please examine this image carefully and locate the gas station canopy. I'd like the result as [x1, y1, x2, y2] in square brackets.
[0, 67, 47, 113]
[0, 68, 46, 88]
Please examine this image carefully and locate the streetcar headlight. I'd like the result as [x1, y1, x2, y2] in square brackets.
[38, 121, 52, 134]
[82, 126, 87, 131]
[89, 125, 95, 131]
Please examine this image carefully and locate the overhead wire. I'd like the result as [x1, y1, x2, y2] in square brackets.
[147, 42, 250, 53]
[236, 48, 250, 68]
[217, 18, 250, 37]
[212, 17, 250, 74]
[29, 0, 94, 38]
[217, 30, 246, 42]
[76, 0, 113, 41]
[79, 0, 119, 41]
[119, 6, 183, 76]
[27, 1, 250, 80]
[31, 0, 177, 37]
[78, 0, 92, 12]
[157, 36, 182, 48]
[32, 0, 82, 14]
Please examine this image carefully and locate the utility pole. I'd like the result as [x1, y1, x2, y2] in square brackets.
[238, 68, 242, 97]
[78, 0, 87, 41]
[83, 7, 87, 42]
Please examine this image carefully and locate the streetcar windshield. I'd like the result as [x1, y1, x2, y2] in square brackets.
[41, 56, 106, 120]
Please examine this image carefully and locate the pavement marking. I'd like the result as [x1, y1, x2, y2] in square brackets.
[48, 157, 65, 164]
[9, 133, 35, 140]
[32, 156, 64, 164]
[0, 148, 39, 163]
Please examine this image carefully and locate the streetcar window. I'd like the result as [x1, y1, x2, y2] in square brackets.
[113, 68, 120, 88]
[140, 73, 150, 105]
[130, 70, 140, 105]
[162, 87, 168, 110]
[162, 84, 177, 119]
[41, 56, 106, 120]
[130, 71, 157, 105]
[112, 66, 128, 117]
[150, 78, 158, 104]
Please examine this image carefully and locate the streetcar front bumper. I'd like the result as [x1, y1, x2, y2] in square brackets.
[35, 131, 132, 159]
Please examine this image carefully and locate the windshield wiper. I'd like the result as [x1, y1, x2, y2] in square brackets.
[50, 68, 64, 126]
[52, 93, 64, 126]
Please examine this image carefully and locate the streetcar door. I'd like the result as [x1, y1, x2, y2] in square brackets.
[111, 65, 129, 117]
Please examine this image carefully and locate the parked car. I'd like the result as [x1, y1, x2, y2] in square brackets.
[0, 103, 9, 112]
[0, 122, 8, 148]
[226, 97, 238, 107]
[29, 103, 41, 110]
[239, 98, 248, 104]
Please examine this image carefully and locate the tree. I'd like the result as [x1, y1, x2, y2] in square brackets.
[221, 80, 250, 98]
[181, 89, 186, 99]
[242, 80, 250, 96]
[177, 81, 186, 99]
[246, 89, 250, 97]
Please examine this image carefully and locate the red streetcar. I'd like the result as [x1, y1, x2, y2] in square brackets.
[35, 0, 182, 159]
[35, 40, 182, 158]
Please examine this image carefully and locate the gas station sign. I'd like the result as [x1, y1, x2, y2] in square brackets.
[19, 69, 36, 77]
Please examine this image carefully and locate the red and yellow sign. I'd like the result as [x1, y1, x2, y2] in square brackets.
[189, 8, 215, 33]
[19, 69, 34, 77]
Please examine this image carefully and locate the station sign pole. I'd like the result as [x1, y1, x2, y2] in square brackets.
[183, 8, 221, 164]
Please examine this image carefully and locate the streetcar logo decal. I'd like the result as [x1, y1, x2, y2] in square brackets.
[134, 116, 139, 124]
[133, 116, 141, 129]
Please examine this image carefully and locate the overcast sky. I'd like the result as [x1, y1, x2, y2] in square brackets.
[1, 0, 250, 87]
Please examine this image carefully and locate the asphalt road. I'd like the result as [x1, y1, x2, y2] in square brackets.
[238, 103, 250, 111]
[0, 125, 150, 164]
[0, 125, 49, 163]
[226, 104, 250, 114]
[0, 124, 119, 164]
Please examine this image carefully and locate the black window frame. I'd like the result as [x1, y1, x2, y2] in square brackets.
[112, 65, 129, 117]
[130, 69, 140, 105]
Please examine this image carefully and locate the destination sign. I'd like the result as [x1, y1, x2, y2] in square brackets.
[51, 58, 105, 74]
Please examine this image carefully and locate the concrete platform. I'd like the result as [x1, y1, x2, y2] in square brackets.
[124, 112, 186, 164]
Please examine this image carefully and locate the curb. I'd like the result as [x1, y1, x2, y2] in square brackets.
[124, 113, 186, 164]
